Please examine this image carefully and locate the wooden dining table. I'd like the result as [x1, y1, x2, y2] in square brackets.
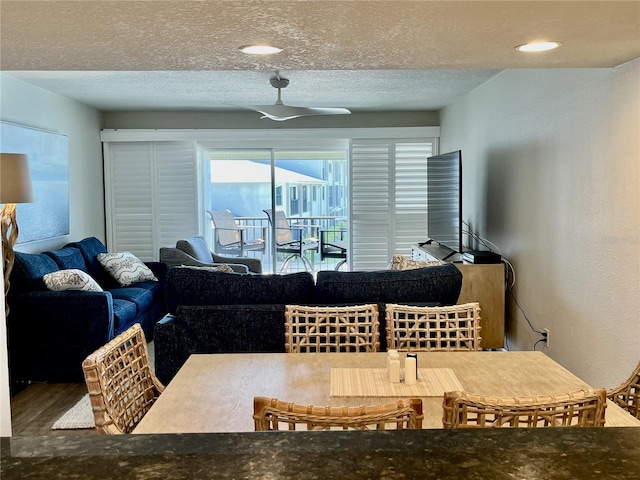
[134, 351, 640, 433]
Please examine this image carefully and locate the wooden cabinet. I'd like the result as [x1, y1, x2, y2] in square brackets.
[412, 244, 505, 349]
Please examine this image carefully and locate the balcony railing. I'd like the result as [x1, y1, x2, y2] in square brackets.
[210, 215, 348, 274]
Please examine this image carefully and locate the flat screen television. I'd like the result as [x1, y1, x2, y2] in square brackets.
[426, 150, 462, 255]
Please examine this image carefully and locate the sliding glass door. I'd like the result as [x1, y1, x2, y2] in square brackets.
[203, 148, 349, 273]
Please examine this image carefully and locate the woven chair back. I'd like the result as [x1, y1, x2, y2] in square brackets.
[285, 304, 380, 353]
[607, 360, 640, 419]
[82, 323, 164, 434]
[442, 388, 607, 428]
[386, 302, 482, 352]
[253, 397, 423, 430]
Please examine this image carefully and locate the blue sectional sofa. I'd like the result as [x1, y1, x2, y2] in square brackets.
[7, 237, 167, 384]
[154, 264, 463, 385]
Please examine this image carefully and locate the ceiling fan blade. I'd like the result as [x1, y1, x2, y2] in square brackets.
[247, 104, 351, 121]
[246, 74, 351, 121]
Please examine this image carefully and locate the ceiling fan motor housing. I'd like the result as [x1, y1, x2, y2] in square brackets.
[270, 77, 290, 89]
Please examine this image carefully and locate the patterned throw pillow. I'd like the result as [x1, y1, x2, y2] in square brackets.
[97, 252, 158, 287]
[177, 264, 237, 273]
[387, 254, 445, 271]
[43, 269, 103, 292]
[211, 263, 235, 273]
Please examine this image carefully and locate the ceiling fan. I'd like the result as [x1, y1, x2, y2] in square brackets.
[246, 73, 351, 121]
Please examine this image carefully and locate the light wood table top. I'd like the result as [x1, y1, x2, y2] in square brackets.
[134, 351, 640, 433]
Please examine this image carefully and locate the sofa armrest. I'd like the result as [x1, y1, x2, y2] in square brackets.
[7, 291, 116, 382]
[154, 306, 286, 384]
[153, 314, 179, 386]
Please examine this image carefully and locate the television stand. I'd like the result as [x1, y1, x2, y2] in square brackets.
[412, 244, 505, 349]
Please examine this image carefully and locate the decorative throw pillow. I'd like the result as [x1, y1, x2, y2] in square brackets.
[97, 252, 158, 287]
[43, 269, 103, 292]
[178, 264, 238, 273]
[387, 254, 445, 271]
[210, 263, 235, 273]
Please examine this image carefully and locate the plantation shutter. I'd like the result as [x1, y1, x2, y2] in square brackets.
[350, 139, 434, 270]
[350, 140, 393, 271]
[104, 141, 197, 261]
[155, 142, 199, 249]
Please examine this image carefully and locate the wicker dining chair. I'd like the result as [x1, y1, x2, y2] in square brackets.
[253, 397, 423, 431]
[82, 323, 164, 434]
[607, 360, 640, 419]
[285, 304, 380, 353]
[386, 302, 482, 352]
[442, 388, 607, 428]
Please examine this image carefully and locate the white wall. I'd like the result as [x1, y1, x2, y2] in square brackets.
[440, 59, 640, 388]
[0, 74, 104, 434]
[0, 74, 105, 253]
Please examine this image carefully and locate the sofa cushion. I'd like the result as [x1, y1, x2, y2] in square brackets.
[65, 237, 115, 287]
[11, 251, 60, 292]
[111, 298, 138, 334]
[44, 247, 88, 272]
[43, 269, 103, 292]
[315, 263, 463, 306]
[133, 279, 165, 301]
[97, 252, 158, 287]
[165, 267, 315, 314]
[176, 236, 213, 263]
[109, 287, 154, 314]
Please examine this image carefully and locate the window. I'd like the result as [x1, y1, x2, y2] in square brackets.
[204, 148, 349, 272]
[101, 127, 439, 267]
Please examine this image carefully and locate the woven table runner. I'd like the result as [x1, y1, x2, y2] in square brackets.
[330, 368, 463, 397]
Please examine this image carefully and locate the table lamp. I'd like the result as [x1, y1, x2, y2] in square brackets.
[0, 153, 34, 315]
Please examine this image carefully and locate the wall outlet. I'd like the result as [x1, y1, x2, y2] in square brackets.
[544, 328, 550, 348]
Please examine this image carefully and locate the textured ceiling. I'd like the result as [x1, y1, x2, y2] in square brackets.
[1, 1, 639, 112]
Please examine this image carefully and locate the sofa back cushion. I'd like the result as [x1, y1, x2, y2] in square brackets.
[65, 237, 115, 288]
[315, 263, 463, 306]
[11, 252, 60, 292]
[44, 247, 88, 272]
[178, 304, 287, 351]
[176, 236, 213, 263]
[165, 267, 315, 314]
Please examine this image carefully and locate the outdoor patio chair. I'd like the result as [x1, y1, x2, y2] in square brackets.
[82, 323, 164, 434]
[253, 397, 423, 430]
[263, 209, 318, 272]
[320, 229, 347, 270]
[442, 388, 607, 428]
[208, 209, 266, 257]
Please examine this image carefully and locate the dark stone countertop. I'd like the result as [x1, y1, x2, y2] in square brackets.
[2, 427, 640, 480]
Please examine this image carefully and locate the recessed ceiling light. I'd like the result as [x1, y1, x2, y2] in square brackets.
[239, 44, 283, 55]
[515, 41, 562, 52]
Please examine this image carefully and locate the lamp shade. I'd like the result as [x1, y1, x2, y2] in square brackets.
[0, 153, 34, 204]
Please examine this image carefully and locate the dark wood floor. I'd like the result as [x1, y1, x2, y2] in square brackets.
[10, 382, 97, 436]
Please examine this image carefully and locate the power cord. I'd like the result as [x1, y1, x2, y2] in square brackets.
[463, 222, 547, 350]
